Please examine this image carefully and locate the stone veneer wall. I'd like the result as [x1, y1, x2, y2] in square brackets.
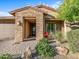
[36, 13, 44, 40]
[14, 8, 44, 43]
[15, 15, 23, 43]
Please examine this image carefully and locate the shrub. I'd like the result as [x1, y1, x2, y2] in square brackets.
[54, 32, 63, 42]
[67, 29, 79, 53]
[35, 38, 56, 57]
[0, 53, 12, 59]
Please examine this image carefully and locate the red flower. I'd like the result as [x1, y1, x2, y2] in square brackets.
[44, 32, 49, 37]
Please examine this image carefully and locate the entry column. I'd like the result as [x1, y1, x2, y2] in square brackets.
[36, 13, 44, 40]
[15, 15, 24, 43]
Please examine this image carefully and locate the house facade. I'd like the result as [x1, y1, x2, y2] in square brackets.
[0, 5, 67, 43]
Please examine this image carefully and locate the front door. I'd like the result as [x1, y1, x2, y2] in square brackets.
[30, 23, 36, 37]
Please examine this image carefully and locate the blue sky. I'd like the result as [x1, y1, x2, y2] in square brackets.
[0, 0, 61, 16]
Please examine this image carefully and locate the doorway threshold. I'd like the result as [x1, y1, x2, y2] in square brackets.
[23, 37, 36, 41]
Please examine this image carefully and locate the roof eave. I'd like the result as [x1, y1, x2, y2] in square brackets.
[9, 6, 32, 16]
[0, 16, 15, 20]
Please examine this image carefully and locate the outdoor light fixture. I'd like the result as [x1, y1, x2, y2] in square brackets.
[16, 21, 22, 26]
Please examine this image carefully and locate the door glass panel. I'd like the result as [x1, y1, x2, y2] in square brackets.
[32, 25, 36, 36]
[31, 23, 36, 36]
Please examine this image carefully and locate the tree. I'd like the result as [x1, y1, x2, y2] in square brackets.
[58, 0, 79, 22]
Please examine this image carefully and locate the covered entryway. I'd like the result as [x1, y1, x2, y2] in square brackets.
[14, 8, 44, 43]
[23, 17, 36, 40]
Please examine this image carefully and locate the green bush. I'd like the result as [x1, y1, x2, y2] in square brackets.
[67, 29, 79, 53]
[54, 32, 63, 42]
[35, 38, 56, 57]
[0, 53, 12, 59]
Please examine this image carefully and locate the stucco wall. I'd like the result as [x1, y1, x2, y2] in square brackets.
[0, 24, 15, 40]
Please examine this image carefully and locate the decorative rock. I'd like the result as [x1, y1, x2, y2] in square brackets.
[22, 46, 32, 59]
[56, 47, 69, 55]
[55, 40, 61, 46]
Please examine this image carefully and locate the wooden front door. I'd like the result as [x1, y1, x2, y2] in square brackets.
[30, 23, 36, 37]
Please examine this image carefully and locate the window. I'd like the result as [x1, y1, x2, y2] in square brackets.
[46, 22, 60, 33]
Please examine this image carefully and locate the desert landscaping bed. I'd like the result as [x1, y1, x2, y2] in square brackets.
[0, 38, 79, 59]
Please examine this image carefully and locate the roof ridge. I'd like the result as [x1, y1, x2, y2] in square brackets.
[10, 4, 57, 15]
[35, 4, 57, 12]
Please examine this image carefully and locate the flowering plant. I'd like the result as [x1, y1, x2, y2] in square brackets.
[44, 32, 49, 37]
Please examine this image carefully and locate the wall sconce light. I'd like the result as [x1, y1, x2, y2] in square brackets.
[16, 21, 22, 26]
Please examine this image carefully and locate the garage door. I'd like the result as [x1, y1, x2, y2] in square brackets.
[0, 24, 15, 39]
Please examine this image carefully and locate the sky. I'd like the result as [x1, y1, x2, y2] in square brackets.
[0, 0, 62, 16]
